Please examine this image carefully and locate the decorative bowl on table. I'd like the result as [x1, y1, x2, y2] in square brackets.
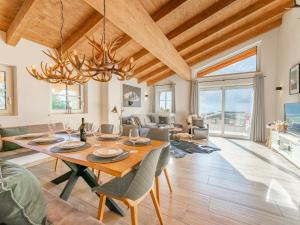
[57, 141, 85, 149]
[98, 133, 120, 140]
[129, 137, 151, 144]
[93, 147, 123, 158]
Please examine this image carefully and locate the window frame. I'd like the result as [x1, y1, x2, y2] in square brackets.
[50, 83, 86, 114]
[197, 47, 259, 78]
[0, 65, 14, 116]
[159, 90, 172, 112]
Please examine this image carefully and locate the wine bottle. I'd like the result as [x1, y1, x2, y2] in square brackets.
[80, 118, 87, 142]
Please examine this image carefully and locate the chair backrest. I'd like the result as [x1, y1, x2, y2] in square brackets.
[100, 124, 114, 134]
[147, 128, 171, 176]
[121, 124, 138, 136]
[124, 148, 162, 200]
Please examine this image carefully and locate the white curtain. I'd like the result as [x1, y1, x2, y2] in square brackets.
[171, 84, 176, 113]
[151, 86, 156, 113]
[251, 74, 266, 142]
[190, 80, 199, 115]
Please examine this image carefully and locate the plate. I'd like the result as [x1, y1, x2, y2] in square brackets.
[18, 133, 45, 139]
[32, 136, 60, 143]
[99, 134, 119, 139]
[93, 147, 123, 158]
[57, 141, 85, 149]
[130, 137, 151, 144]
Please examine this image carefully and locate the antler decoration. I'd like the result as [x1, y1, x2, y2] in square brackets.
[84, 35, 135, 82]
[26, 49, 90, 85]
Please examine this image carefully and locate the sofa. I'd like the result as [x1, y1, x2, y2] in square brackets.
[121, 113, 182, 128]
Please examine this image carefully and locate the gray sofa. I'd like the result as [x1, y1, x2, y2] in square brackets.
[121, 114, 182, 128]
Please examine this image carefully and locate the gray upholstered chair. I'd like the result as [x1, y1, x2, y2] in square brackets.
[146, 128, 173, 204]
[93, 149, 164, 225]
[121, 124, 138, 136]
[100, 124, 114, 134]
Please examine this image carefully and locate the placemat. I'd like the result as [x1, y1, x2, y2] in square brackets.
[15, 134, 47, 140]
[123, 140, 151, 146]
[50, 143, 91, 153]
[28, 137, 65, 145]
[87, 151, 129, 163]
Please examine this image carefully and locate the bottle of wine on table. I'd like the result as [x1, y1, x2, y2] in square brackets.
[80, 118, 87, 142]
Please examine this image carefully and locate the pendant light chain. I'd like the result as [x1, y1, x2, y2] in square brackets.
[103, 0, 106, 44]
[59, 0, 64, 56]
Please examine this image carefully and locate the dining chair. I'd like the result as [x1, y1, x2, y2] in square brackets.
[121, 124, 138, 136]
[93, 148, 164, 225]
[147, 128, 173, 204]
[100, 124, 114, 134]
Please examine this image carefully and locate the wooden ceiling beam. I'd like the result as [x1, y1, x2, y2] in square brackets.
[6, 0, 39, 46]
[58, 13, 103, 53]
[84, 0, 191, 80]
[140, 6, 286, 83]
[136, 0, 290, 76]
[146, 16, 282, 85]
[116, 0, 187, 49]
[147, 70, 174, 86]
[131, 0, 237, 62]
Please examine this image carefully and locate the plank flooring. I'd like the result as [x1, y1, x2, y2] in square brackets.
[28, 137, 300, 225]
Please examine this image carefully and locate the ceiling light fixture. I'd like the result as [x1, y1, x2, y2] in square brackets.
[84, 0, 135, 82]
[26, 0, 89, 85]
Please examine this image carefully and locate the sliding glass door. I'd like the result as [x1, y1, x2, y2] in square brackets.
[199, 85, 254, 138]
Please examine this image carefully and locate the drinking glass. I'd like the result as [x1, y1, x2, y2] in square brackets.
[48, 122, 56, 137]
[129, 128, 139, 149]
[64, 123, 73, 140]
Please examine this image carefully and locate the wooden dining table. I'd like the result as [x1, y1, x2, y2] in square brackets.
[3, 134, 167, 216]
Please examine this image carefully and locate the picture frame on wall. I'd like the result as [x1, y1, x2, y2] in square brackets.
[122, 84, 141, 107]
[289, 64, 300, 95]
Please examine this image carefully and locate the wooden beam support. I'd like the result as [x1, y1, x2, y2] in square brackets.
[131, 0, 237, 62]
[84, 0, 191, 80]
[58, 13, 103, 53]
[6, 0, 39, 46]
[147, 70, 174, 86]
[116, 0, 187, 49]
[147, 17, 282, 85]
[140, 5, 287, 83]
[136, 0, 291, 77]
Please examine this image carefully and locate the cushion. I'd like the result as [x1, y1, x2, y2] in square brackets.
[132, 116, 142, 127]
[192, 119, 204, 128]
[159, 116, 170, 125]
[0, 160, 50, 225]
[0, 127, 28, 152]
[148, 115, 156, 123]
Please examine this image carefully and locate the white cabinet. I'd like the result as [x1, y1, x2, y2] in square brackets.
[271, 131, 300, 168]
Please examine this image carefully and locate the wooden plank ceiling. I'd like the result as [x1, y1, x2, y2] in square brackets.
[0, 0, 294, 85]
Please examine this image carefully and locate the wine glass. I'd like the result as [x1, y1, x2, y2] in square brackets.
[48, 122, 56, 137]
[64, 122, 73, 141]
[92, 125, 100, 140]
[129, 128, 139, 149]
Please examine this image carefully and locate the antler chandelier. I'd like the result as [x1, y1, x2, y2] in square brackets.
[26, 0, 89, 85]
[84, 0, 135, 82]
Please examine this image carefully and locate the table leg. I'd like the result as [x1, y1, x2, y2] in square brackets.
[51, 160, 125, 217]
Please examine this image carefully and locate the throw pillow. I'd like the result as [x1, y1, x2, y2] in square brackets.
[0, 160, 50, 225]
[0, 127, 28, 152]
[159, 116, 170, 125]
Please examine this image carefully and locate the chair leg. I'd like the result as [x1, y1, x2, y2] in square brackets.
[54, 158, 59, 172]
[155, 176, 160, 205]
[150, 189, 164, 225]
[97, 194, 107, 221]
[97, 170, 101, 183]
[130, 205, 138, 225]
[163, 168, 173, 193]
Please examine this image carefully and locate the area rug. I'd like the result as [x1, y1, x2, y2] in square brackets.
[170, 140, 221, 158]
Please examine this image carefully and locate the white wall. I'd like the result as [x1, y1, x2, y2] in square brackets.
[0, 31, 101, 128]
[276, 8, 300, 120]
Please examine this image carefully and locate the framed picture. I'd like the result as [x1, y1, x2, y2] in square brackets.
[122, 84, 141, 107]
[289, 64, 300, 95]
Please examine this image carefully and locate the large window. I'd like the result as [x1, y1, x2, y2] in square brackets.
[199, 85, 254, 138]
[51, 84, 84, 113]
[159, 91, 172, 112]
[0, 65, 14, 115]
[198, 47, 257, 77]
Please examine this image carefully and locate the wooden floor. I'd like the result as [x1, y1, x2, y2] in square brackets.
[28, 137, 300, 225]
